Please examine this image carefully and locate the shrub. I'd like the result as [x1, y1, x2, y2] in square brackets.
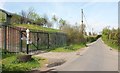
[102, 27, 118, 50]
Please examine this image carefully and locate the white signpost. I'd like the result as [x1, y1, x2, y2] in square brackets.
[26, 29, 30, 54]
[26, 29, 30, 44]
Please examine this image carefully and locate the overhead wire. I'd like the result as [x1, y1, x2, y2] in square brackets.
[83, 11, 93, 32]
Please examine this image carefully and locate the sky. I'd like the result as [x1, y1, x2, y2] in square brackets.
[0, 0, 119, 33]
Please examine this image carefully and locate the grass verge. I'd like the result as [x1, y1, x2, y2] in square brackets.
[102, 38, 119, 51]
[2, 53, 46, 71]
[49, 44, 85, 52]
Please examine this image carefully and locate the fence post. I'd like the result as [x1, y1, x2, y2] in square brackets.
[55, 33, 57, 47]
[26, 44, 29, 54]
[4, 25, 7, 54]
[47, 33, 49, 49]
[37, 33, 39, 50]
[19, 31, 22, 52]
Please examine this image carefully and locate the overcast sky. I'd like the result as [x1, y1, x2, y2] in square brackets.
[0, 0, 119, 33]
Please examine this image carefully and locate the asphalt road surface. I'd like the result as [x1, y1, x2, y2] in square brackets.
[56, 38, 118, 71]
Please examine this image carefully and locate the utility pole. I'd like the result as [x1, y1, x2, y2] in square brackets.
[92, 28, 93, 36]
[80, 9, 85, 35]
[81, 9, 83, 25]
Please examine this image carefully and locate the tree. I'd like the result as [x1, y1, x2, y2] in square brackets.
[46, 21, 52, 28]
[19, 10, 27, 24]
[52, 14, 58, 28]
[52, 15, 58, 22]
[61, 23, 86, 44]
[80, 23, 86, 35]
[59, 18, 66, 30]
[102, 27, 110, 39]
[27, 7, 39, 21]
[0, 11, 6, 22]
[89, 32, 92, 36]
[11, 13, 21, 24]
[27, 7, 35, 20]
[35, 17, 47, 26]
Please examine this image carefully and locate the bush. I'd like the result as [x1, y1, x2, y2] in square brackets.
[102, 27, 118, 50]
[96, 35, 102, 39]
[62, 24, 86, 45]
[87, 36, 96, 43]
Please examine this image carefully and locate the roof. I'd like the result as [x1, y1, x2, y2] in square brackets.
[0, 9, 13, 17]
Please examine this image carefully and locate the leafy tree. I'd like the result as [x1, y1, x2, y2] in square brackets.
[20, 10, 28, 24]
[27, 7, 39, 21]
[0, 11, 6, 22]
[19, 7, 48, 26]
[59, 18, 66, 30]
[102, 27, 118, 50]
[11, 14, 21, 24]
[61, 23, 86, 44]
[52, 14, 58, 28]
[52, 15, 58, 22]
[80, 23, 86, 35]
[35, 17, 47, 26]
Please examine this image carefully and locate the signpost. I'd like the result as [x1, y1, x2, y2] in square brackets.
[26, 29, 30, 54]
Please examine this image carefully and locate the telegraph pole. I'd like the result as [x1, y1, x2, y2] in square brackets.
[92, 28, 93, 36]
[81, 9, 83, 25]
[81, 9, 85, 35]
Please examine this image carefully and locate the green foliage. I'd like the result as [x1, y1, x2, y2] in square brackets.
[59, 18, 66, 29]
[35, 17, 47, 26]
[86, 36, 96, 43]
[51, 44, 85, 52]
[12, 24, 61, 33]
[11, 14, 21, 24]
[0, 11, 6, 22]
[2, 54, 45, 71]
[64, 45, 74, 50]
[52, 15, 58, 22]
[2, 53, 15, 59]
[86, 36, 99, 43]
[61, 24, 86, 45]
[102, 27, 119, 50]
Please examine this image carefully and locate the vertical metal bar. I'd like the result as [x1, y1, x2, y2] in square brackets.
[47, 33, 49, 49]
[20, 31, 22, 52]
[26, 44, 29, 54]
[14, 27, 19, 53]
[10, 27, 12, 52]
[37, 33, 39, 50]
[12, 27, 14, 52]
[7, 26, 9, 52]
[55, 33, 57, 47]
[4, 25, 7, 54]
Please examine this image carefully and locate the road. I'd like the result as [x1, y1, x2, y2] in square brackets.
[56, 38, 118, 71]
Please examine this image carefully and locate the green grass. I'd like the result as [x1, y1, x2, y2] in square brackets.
[12, 24, 62, 33]
[50, 44, 85, 52]
[2, 53, 46, 71]
[102, 37, 119, 51]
